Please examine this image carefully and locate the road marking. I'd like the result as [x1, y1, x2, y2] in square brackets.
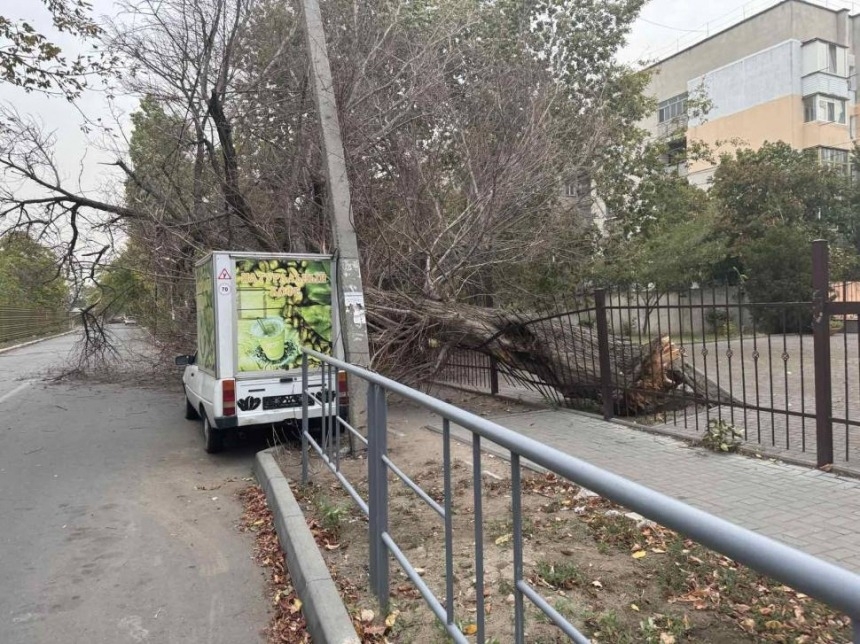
[0, 380, 34, 405]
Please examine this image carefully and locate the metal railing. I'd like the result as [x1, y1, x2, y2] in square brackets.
[300, 349, 860, 643]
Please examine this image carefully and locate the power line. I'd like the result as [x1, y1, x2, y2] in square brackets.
[637, 16, 707, 33]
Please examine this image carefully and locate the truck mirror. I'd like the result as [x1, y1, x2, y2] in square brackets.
[175, 355, 192, 366]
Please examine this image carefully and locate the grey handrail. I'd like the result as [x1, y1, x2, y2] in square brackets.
[303, 348, 860, 621]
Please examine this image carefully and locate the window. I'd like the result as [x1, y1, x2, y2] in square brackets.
[802, 40, 847, 77]
[820, 97, 837, 122]
[804, 96, 816, 122]
[658, 93, 687, 123]
[852, 116, 857, 140]
[806, 94, 846, 124]
[819, 147, 850, 175]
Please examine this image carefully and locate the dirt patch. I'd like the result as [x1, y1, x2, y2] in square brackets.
[268, 388, 851, 643]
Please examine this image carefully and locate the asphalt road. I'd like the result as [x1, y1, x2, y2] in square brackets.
[0, 328, 270, 643]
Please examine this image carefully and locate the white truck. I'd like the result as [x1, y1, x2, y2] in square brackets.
[175, 252, 346, 453]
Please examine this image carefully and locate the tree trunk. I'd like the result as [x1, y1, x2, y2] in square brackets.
[368, 289, 740, 415]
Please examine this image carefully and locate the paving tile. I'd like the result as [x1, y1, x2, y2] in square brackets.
[443, 408, 860, 574]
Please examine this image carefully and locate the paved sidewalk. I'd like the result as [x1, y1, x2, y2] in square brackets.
[435, 408, 860, 573]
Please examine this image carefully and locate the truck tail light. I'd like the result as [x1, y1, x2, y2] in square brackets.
[222, 379, 236, 416]
[337, 370, 349, 406]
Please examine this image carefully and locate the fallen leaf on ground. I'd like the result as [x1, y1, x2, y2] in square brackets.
[632, 550, 647, 559]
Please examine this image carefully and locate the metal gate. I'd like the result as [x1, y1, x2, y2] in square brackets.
[813, 240, 860, 467]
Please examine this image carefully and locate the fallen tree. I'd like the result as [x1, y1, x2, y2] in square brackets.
[0, 0, 672, 398]
[368, 289, 741, 415]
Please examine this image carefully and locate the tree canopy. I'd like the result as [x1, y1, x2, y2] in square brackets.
[0, 0, 107, 99]
[7, 0, 860, 378]
[0, 231, 68, 308]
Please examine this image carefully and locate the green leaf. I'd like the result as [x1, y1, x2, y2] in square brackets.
[297, 304, 332, 341]
[304, 282, 331, 305]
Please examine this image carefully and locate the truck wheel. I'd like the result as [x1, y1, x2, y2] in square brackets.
[185, 395, 200, 420]
[202, 414, 224, 454]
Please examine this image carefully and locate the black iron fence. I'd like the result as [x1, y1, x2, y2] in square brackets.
[434, 241, 860, 473]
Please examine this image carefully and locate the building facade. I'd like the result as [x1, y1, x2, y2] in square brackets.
[645, 0, 858, 187]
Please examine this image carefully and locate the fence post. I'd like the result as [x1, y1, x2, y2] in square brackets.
[489, 355, 500, 395]
[366, 383, 390, 609]
[301, 353, 310, 485]
[595, 289, 614, 421]
[812, 240, 834, 468]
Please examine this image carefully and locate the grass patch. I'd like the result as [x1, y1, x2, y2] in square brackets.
[535, 560, 587, 590]
[486, 516, 534, 542]
[584, 610, 636, 643]
[584, 511, 641, 549]
[313, 495, 350, 539]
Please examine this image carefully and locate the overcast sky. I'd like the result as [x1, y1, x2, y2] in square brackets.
[5, 0, 858, 198]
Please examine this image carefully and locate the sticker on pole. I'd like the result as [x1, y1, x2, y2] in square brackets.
[218, 268, 232, 280]
[344, 291, 366, 327]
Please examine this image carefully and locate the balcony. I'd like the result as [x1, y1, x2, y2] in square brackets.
[802, 72, 850, 99]
[656, 115, 688, 139]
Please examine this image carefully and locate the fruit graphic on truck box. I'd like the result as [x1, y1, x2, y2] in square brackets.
[195, 258, 216, 371]
[235, 257, 333, 372]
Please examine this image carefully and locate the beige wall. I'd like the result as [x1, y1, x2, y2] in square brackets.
[686, 94, 851, 176]
[687, 95, 801, 174]
[802, 121, 852, 149]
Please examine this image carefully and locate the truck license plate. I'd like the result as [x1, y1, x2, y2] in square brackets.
[263, 394, 303, 410]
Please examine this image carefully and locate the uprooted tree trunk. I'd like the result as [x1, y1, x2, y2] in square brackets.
[368, 289, 740, 415]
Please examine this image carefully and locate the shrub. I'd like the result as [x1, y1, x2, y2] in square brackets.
[741, 227, 813, 334]
[702, 419, 743, 453]
[704, 309, 735, 337]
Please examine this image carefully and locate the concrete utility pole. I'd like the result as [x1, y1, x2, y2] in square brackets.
[299, 0, 371, 424]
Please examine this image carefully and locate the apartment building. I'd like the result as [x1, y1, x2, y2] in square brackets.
[645, 0, 859, 187]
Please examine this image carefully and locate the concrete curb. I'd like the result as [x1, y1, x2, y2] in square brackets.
[254, 448, 360, 644]
[0, 329, 78, 356]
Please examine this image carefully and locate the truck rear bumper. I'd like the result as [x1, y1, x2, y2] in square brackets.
[214, 404, 345, 430]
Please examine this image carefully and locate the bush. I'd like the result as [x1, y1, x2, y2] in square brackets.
[741, 227, 813, 334]
[702, 419, 743, 453]
[704, 309, 735, 337]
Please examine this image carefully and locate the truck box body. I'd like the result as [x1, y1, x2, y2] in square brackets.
[183, 252, 343, 442]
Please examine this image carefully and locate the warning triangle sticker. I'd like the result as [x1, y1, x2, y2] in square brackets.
[217, 268, 232, 280]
